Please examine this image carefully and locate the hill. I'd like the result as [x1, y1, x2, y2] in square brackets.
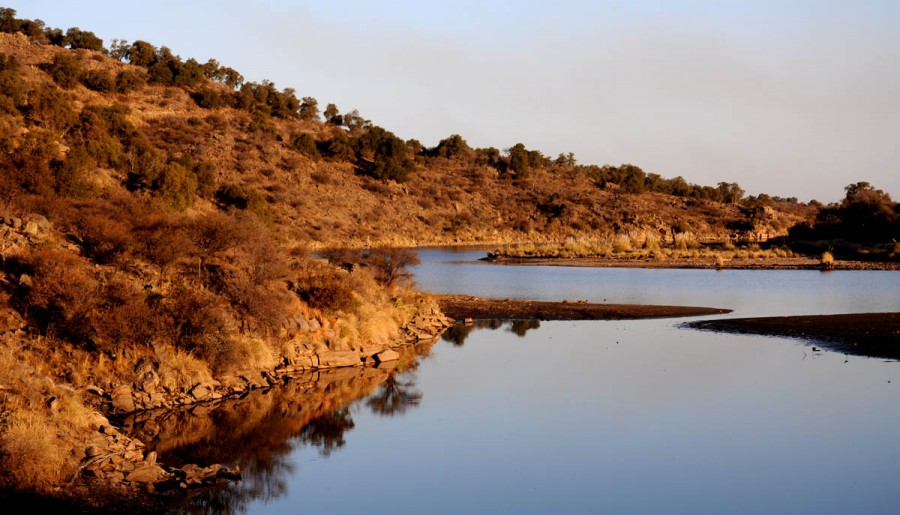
[0, 7, 890, 506]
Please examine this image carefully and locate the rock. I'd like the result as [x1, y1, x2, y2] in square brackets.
[373, 349, 400, 363]
[134, 369, 159, 392]
[23, 214, 50, 230]
[133, 357, 158, 376]
[190, 383, 212, 400]
[309, 318, 321, 332]
[126, 465, 164, 483]
[88, 411, 110, 430]
[317, 350, 362, 368]
[85, 445, 104, 458]
[46, 396, 60, 413]
[144, 451, 157, 466]
[0, 308, 25, 332]
[111, 386, 135, 413]
[294, 314, 311, 332]
[18, 274, 32, 288]
[9, 217, 21, 230]
[23, 221, 41, 236]
[85, 385, 105, 397]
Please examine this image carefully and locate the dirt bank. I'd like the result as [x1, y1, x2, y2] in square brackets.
[485, 255, 900, 270]
[434, 294, 731, 320]
[687, 313, 900, 360]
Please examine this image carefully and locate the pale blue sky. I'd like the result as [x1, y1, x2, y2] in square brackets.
[5, 1, 899, 201]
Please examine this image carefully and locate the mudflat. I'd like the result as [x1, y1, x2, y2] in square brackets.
[433, 294, 731, 320]
[688, 312, 900, 360]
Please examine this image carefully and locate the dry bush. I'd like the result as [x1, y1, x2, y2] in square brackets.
[0, 410, 69, 491]
[674, 232, 700, 250]
[17, 247, 99, 346]
[73, 212, 133, 265]
[162, 283, 231, 355]
[294, 270, 356, 312]
[155, 346, 214, 392]
[90, 278, 158, 352]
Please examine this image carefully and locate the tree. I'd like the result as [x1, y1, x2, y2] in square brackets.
[126, 40, 157, 67]
[65, 27, 103, 51]
[324, 103, 341, 124]
[299, 96, 319, 120]
[716, 182, 745, 204]
[366, 247, 420, 286]
[433, 134, 470, 159]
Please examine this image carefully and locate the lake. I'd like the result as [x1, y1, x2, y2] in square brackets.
[160, 248, 900, 514]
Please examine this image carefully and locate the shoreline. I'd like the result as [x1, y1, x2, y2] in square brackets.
[434, 294, 731, 320]
[483, 255, 900, 271]
[686, 312, 900, 360]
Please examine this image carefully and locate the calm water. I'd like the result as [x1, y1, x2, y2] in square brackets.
[164, 248, 899, 514]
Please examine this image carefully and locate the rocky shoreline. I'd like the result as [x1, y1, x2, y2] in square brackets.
[46, 308, 453, 508]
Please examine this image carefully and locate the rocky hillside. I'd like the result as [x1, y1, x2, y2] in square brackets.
[0, 26, 814, 249]
[0, 8, 819, 506]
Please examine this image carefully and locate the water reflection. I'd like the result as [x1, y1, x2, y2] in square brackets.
[122, 341, 436, 514]
[441, 319, 542, 346]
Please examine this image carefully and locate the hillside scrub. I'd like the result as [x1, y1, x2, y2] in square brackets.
[0, 7, 886, 502]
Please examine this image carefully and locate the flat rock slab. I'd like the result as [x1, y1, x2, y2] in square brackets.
[434, 294, 730, 321]
[686, 312, 900, 360]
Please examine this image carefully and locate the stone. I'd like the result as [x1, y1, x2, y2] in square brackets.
[23, 221, 41, 236]
[294, 314, 311, 332]
[0, 308, 25, 332]
[144, 451, 157, 466]
[190, 384, 212, 400]
[317, 350, 362, 368]
[309, 318, 321, 332]
[126, 465, 164, 483]
[85, 385, 105, 397]
[88, 411, 110, 430]
[85, 445, 104, 458]
[373, 349, 400, 363]
[111, 386, 135, 413]
[46, 396, 60, 413]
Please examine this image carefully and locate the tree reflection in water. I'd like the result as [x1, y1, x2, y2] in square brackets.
[125, 344, 436, 514]
[441, 319, 541, 346]
[366, 373, 423, 417]
[299, 407, 355, 457]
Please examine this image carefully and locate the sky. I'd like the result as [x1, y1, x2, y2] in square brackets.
[5, 1, 899, 202]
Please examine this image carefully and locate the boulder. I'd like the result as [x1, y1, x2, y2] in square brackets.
[85, 445, 104, 458]
[111, 386, 135, 413]
[126, 465, 164, 483]
[317, 350, 362, 368]
[135, 370, 160, 392]
[190, 384, 212, 400]
[374, 349, 400, 363]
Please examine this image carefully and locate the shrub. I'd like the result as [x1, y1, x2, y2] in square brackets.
[80, 69, 115, 92]
[289, 132, 320, 159]
[46, 53, 81, 89]
[114, 70, 144, 93]
[365, 247, 420, 287]
[821, 251, 835, 270]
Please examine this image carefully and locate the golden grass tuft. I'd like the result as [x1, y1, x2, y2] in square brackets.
[0, 410, 69, 491]
[821, 251, 835, 269]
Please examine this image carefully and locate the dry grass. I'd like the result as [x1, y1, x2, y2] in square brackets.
[0, 410, 69, 490]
